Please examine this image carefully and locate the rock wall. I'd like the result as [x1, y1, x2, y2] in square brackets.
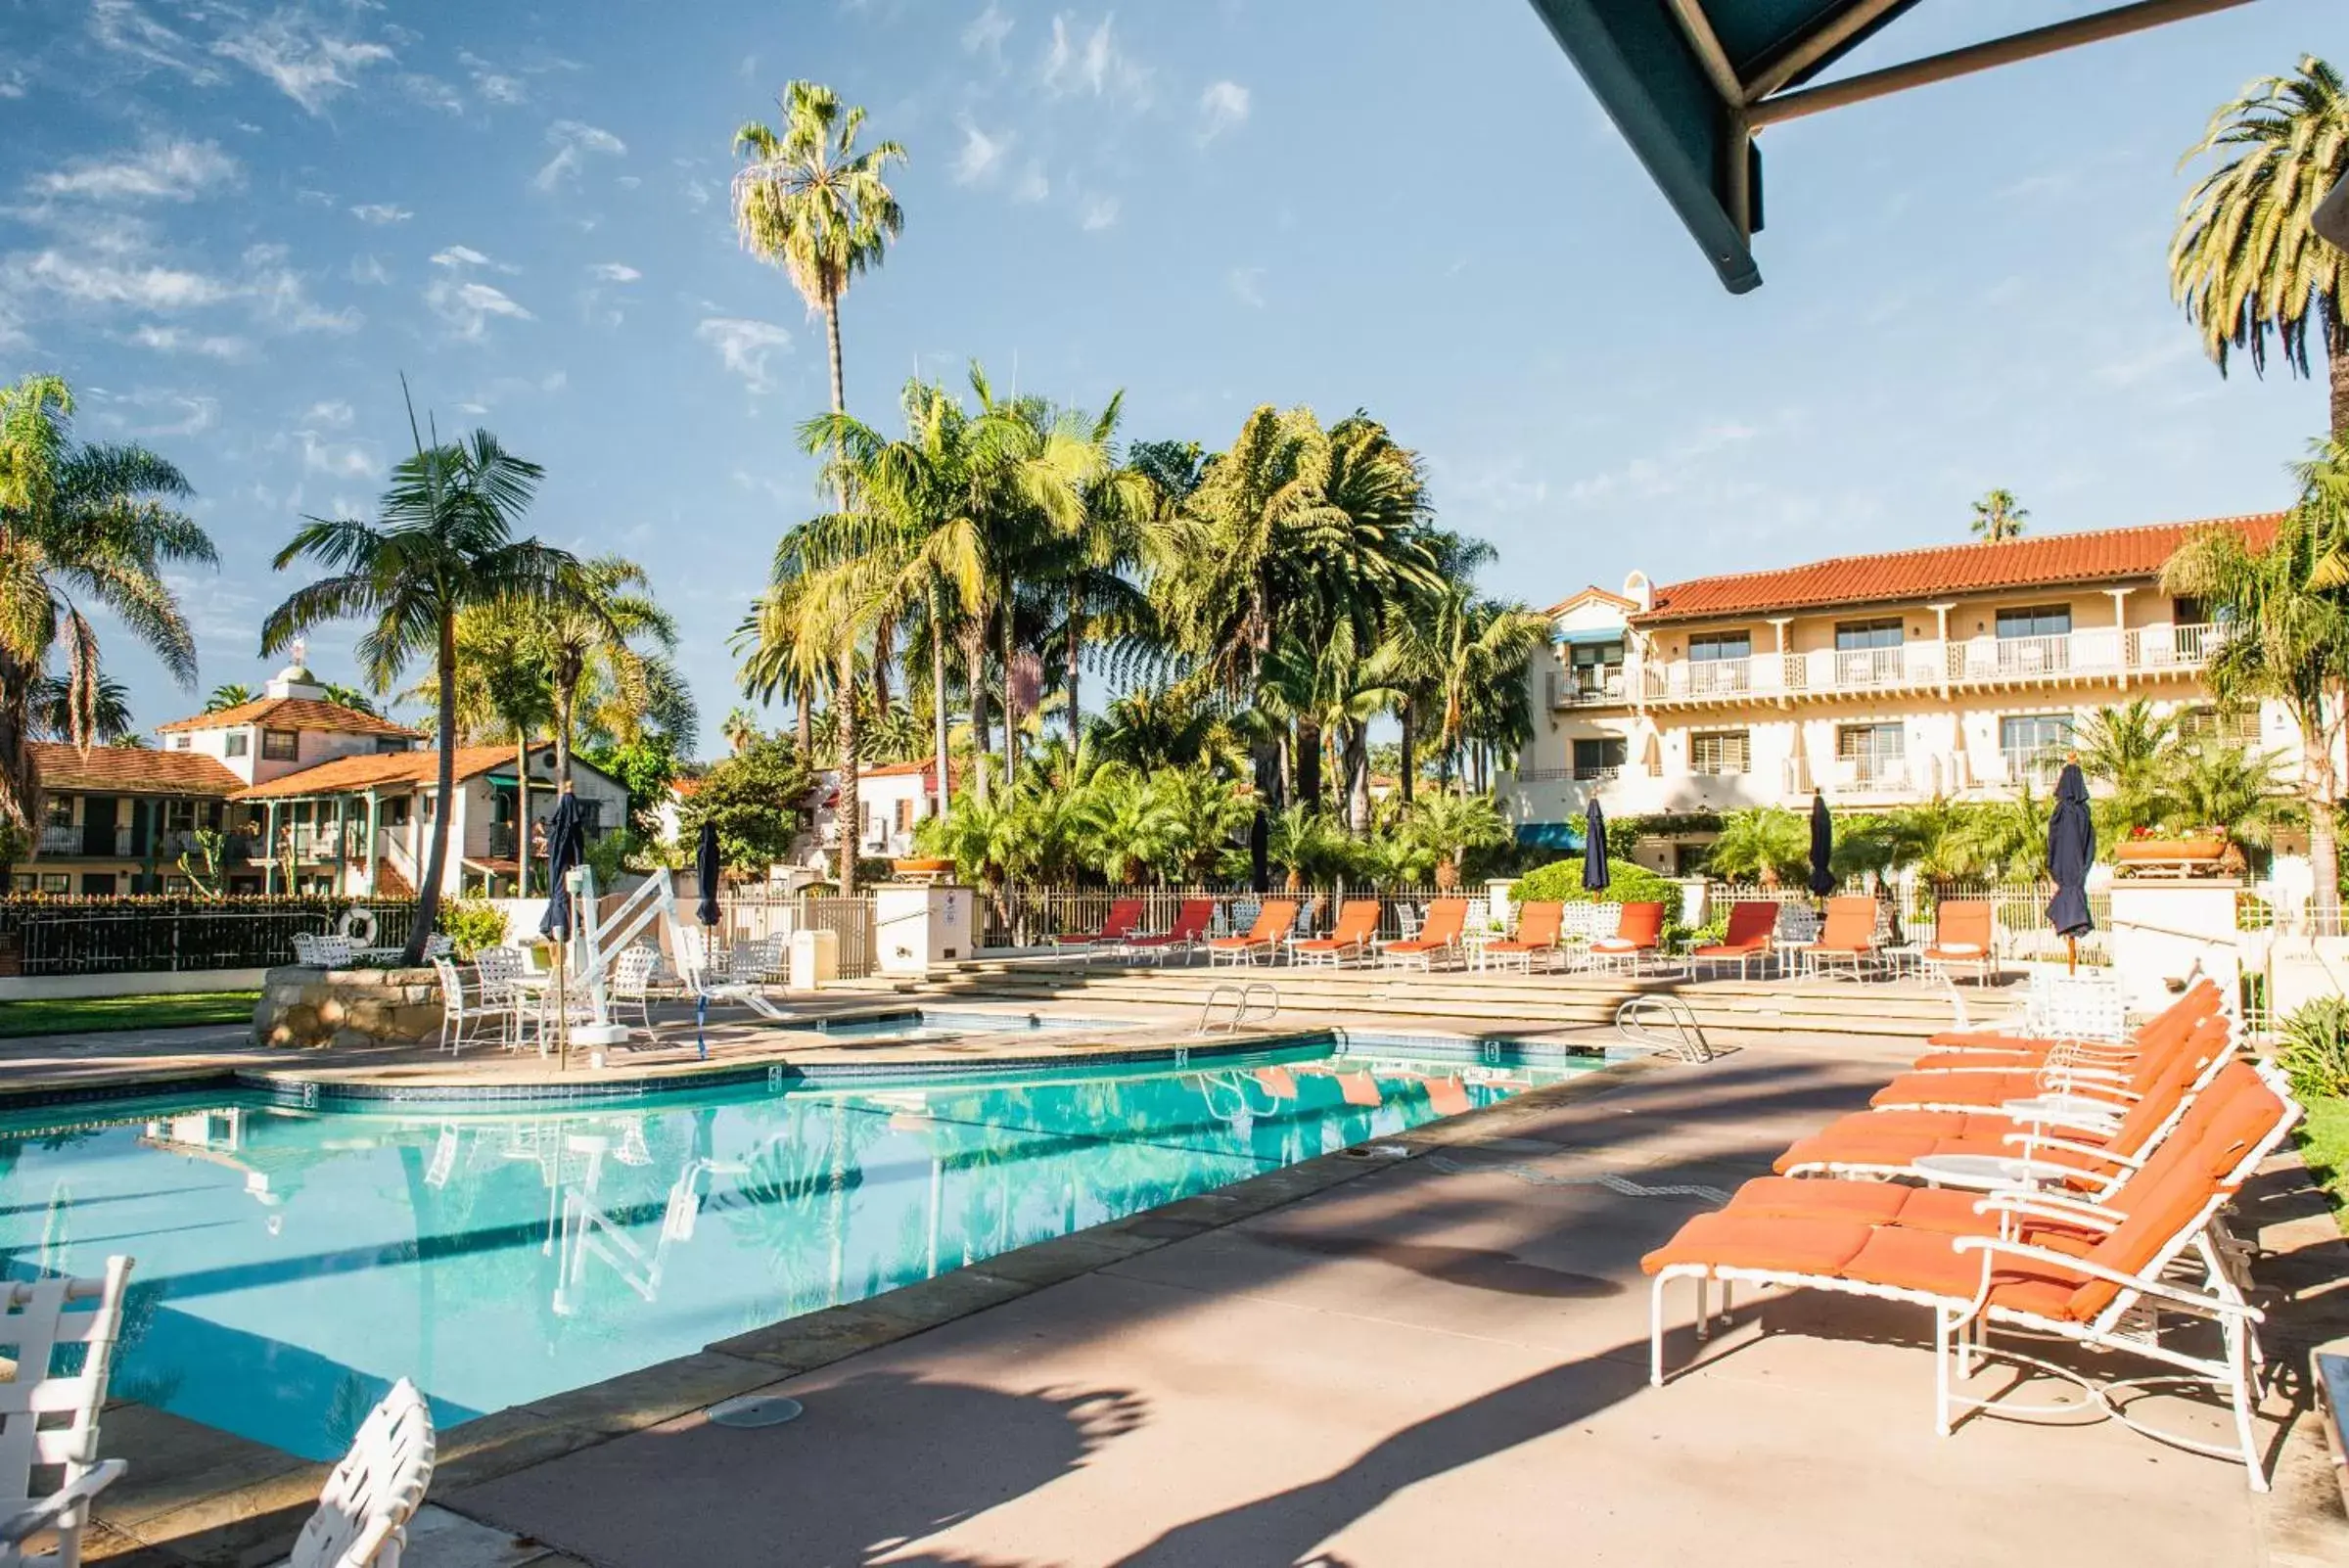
[254, 963, 445, 1048]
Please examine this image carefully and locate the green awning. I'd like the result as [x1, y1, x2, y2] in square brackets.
[1557, 627, 1627, 645]
[1526, 2, 2245, 294]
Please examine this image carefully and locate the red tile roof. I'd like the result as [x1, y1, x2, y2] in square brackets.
[860, 760, 937, 779]
[29, 743, 242, 798]
[156, 696, 418, 738]
[231, 747, 517, 801]
[1634, 514, 2281, 625]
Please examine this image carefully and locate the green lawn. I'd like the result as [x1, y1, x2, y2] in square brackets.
[0, 992, 260, 1039]
[2298, 1094, 2349, 1235]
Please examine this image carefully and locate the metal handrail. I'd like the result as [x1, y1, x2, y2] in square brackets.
[1197, 982, 1281, 1036]
[1615, 994, 1714, 1062]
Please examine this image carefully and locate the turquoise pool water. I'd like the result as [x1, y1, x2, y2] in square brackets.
[785, 1008, 1132, 1043]
[0, 1039, 1590, 1459]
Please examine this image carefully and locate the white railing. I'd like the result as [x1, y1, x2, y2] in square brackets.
[1640, 624, 2219, 705]
[35, 827, 132, 856]
[1549, 668, 1627, 707]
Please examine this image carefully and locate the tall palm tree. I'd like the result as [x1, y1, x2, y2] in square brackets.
[205, 683, 253, 713]
[32, 673, 133, 746]
[317, 681, 380, 715]
[1969, 488, 2029, 542]
[0, 373, 216, 839]
[1032, 396, 1159, 744]
[262, 421, 582, 963]
[720, 705, 762, 756]
[2163, 445, 2349, 916]
[516, 555, 692, 786]
[2172, 56, 2348, 441]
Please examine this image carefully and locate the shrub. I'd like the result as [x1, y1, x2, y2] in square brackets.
[437, 899, 509, 961]
[1513, 856, 1680, 909]
[2279, 995, 2349, 1101]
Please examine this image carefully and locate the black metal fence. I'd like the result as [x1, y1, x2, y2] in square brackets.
[0, 898, 420, 977]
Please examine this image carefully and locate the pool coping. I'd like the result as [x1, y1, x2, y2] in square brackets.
[82, 1047, 1668, 1565]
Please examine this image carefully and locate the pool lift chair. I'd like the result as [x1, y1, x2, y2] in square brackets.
[552, 867, 791, 1064]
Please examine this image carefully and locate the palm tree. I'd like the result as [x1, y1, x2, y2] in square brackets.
[1969, 488, 2029, 542]
[1704, 807, 1811, 886]
[31, 673, 133, 746]
[2163, 445, 2349, 916]
[1070, 763, 1181, 884]
[518, 555, 693, 786]
[1089, 683, 1235, 773]
[2171, 739, 2295, 853]
[720, 706, 761, 756]
[1400, 791, 1507, 892]
[0, 373, 215, 838]
[261, 420, 582, 963]
[2171, 56, 2348, 441]
[205, 683, 253, 713]
[317, 681, 380, 715]
[2076, 699, 2178, 836]
[1153, 764, 1252, 883]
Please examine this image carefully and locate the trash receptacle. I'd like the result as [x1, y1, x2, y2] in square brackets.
[788, 928, 839, 990]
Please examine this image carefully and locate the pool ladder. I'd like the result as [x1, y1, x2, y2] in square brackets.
[1198, 982, 1280, 1036]
[1614, 994, 1715, 1063]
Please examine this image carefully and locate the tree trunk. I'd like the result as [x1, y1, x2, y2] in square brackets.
[824, 300, 848, 422]
[930, 586, 952, 816]
[1066, 590, 1083, 744]
[999, 587, 1020, 787]
[553, 684, 575, 788]
[1345, 722, 1370, 834]
[2330, 327, 2348, 447]
[1295, 718, 1323, 811]
[405, 614, 460, 965]
[1398, 698, 1415, 807]
[2306, 722, 2340, 929]
[795, 689, 813, 756]
[0, 645, 38, 851]
[836, 645, 860, 893]
[963, 630, 991, 806]
[870, 609, 894, 714]
[514, 733, 530, 896]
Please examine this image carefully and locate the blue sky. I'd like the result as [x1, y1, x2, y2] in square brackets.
[0, 0, 2332, 757]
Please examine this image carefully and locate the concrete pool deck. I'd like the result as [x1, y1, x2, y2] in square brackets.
[58, 1021, 2349, 1566]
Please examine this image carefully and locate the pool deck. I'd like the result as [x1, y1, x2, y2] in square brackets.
[50, 1011, 2349, 1566]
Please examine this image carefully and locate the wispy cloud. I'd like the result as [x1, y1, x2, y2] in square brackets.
[30, 139, 239, 203]
[124, 324, 251, 360]
[397, 74, 463, 115]
[696, 316, 792, 393]
[299, 431, 382, 480]
[534, 119, 626, 192]
[1041, 13, 1148, 104]
[1081, 195, 1120, 232]
[7, 252, 233, 311]
[348, 254, 390, 287]
[963, 3, 1013, 57]
[348, 202, 411, 226]
[1013, 161, 1050, 204]
[588, 261, 641, 282]
[458, 49, 527, 106]
[952, 118, 1010, 185]
[424, 247, 530, 339]
[211, 12, 393, 115]
[1226, 265, 1265, 307]
[1198, 80, 1250, 143]
[302, 399, 354, 428]
[88, 1, 223, 86]
[0, 67, 26, 100]
[121, 392, 218, 438]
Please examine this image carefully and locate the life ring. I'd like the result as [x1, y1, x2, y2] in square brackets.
[337, 906, 378, 946]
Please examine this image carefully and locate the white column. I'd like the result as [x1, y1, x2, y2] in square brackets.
[2106, 587, 2132, 688]
[1767, 617, 1792, 706]
[1927, 602, 1954, 699]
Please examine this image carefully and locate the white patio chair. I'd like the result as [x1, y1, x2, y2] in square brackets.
[606, 945, 661, 1039]
[430, 959, 506, 1056]
[472, 947, 527, 1046]
[0, 1256, 134, 1568]
[286, 1377, 436, 1568]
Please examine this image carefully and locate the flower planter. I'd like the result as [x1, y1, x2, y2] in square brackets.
[891, 857, 955, 881]
[2113, 837, 2228, 878]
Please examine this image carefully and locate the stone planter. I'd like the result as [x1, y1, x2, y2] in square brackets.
[254, 963, 446, 1049]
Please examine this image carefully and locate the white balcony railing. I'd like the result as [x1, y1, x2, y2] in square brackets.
[1639, 624, 2219, 705]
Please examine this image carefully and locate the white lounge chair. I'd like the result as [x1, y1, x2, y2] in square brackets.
[0, 1257, 134, 1568]
[286, 1377, 436, 1568]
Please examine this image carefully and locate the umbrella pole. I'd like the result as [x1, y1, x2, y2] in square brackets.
[554, 934, 569, 1072]
[2067, 933, 2077, 976]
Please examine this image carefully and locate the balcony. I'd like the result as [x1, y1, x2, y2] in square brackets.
[1638, 624, 2219, 708]
[283, 824, 369, 862]
[1546, 668, 1629, 709]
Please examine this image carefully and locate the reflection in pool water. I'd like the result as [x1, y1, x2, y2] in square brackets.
[0, 1041, 1590, 1458]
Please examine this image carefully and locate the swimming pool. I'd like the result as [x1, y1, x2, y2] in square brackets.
[0, 1038, 1593, 1459]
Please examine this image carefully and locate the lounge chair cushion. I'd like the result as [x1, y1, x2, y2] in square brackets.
[1868, 1070, 2046, 1108]
[1929, 943, 1985, 957]
[1639, 1212, 1871, 1276]
[1691, 940, 1768, 957]
[1833, 1225, 2082, 1317]
[1589, 937, 1648, 953]
[1728, 1176, 1911, 1226]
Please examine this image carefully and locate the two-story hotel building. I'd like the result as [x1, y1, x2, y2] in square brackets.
[1498, 515, 2295, 873]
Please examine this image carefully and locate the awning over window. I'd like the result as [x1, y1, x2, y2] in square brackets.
[1556, 627, 1628, 645]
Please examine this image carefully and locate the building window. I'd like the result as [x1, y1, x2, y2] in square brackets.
[8, 874, 30, 894]
[2178, 705, 2260, 746]
[384, 797, 411, 826]
[164, 799, 197, 833]
[1565, 640, 1626, 701]
[171, 734, 191, 751]
[1996, 605, 2071, 639]
[1834, 618, 1904, 650]
[1836, 723, 1906, 782]
[1685, 632, 1751, 694]
[375, 736, 408, 753]
[2000, 714, 2074, 782]
[38, 874, 68, 896]
[1996, 606, 2072, 673]
[1687, 631, 1750, 662]
[42, 796, 72, 829]
[1571, 737, 1627, 781]
[261, 729, 299, 761]
[1689, 730, 1749, 776]
[895, 799, 915, 833]
[1833, 619, 1906, 684]
[224, 732, 249, 758]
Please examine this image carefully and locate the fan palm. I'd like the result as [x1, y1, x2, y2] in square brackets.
[2075, 699, 2178, 837]
[2171, 55, 2349, 439]
[1969, 488, 2029, 542]
[516, 555, 693, 785]
[0, 373, 216, 837]
[261, 419, 583, 962]
[205, 683, 253, 713]
[2163, 444, 2349, 915]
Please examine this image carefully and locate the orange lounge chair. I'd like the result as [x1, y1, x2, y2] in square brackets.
[1051, 899, 1145, 950]
[1128, 899, 1217, 964]
[1773, 1014, 2232, 1186]
[1589, 900, 1668, 975]
[1641, 1060, 2300, 1489]
[1865, 1008, 2230, 1117]
[1207, 899, 1297, 966]
[1689, 900, 1778, 979]
[1380, 898, 1467, 970]
[1483, 901, 1564, 972]
[1291, 899, 1383, 967]
[1807, 896, 1881, 979]
[1919, 899, 1997, 985]
[1909, 979, 2218, 1070]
